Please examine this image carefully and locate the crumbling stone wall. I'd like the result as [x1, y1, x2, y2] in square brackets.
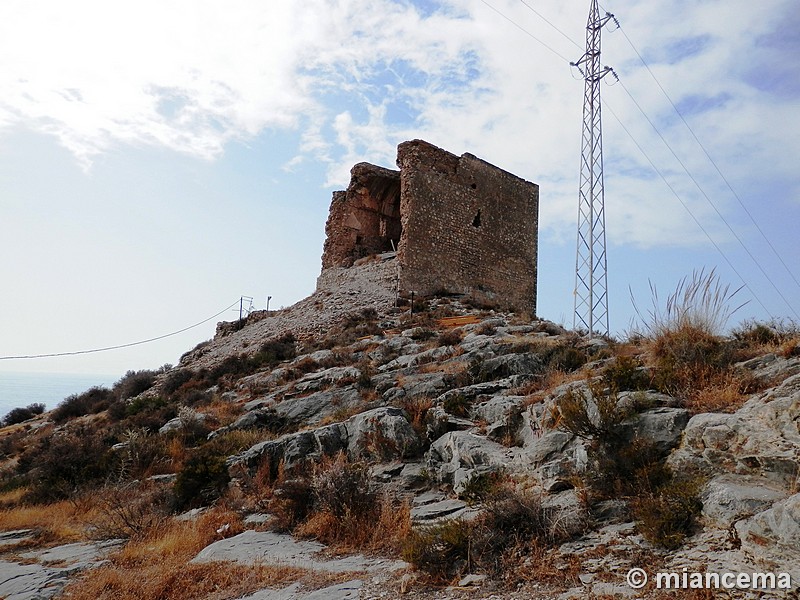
[320, 140, 539, 314]
[321, 163, 401, 269]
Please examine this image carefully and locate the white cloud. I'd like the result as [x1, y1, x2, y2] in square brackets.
[1, 0, 797, 248]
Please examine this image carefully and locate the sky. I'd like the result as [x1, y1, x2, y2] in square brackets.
[1, 0, 798, 380]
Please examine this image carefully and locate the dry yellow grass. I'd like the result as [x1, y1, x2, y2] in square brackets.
[64, 503, 359, 600]
[0, 495, 100, 544]
[201, 397, 244, 428]
[684, 372, 754, 414]
[296, 495, 411, 555]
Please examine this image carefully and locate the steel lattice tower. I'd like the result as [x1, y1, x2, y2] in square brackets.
[572, 0, 617, 337]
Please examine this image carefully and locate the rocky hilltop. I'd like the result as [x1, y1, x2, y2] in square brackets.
[0, 142, 798, 599]
[1, 270, 799, 599]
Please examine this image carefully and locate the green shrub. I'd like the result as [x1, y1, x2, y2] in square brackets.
[556, 384, 630, 445]
[458, 471, 504, 505]
[2, 403, 46, 426]
[542, 344, 588, 372]
[602, 355, 651, 392]
[18, 425, 114, 502]
[173, 431, 262, 509]
[52, 386, 114, 423]
[402, 519, 476, 581]
[443, 392, 472, 418]
[632, 476, 703, 549]
[112, 369, 158, 401]
[556, 384, 670, 498]
[173, 446, 230, 510]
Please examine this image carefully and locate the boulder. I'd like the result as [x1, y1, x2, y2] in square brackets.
[381, 372, 449, 402]
[627, 407, 690, 454]
[667, 391, 800, 487]
[228, 407, 420, 478]
[473, 352, 543, 381]
[427, 431, 516, 493]
[473, 395, 526, 442]
[158, 410, 206, 435]
[192, 530, 402, 573]
[735, 493, 800, 583]
[292, 366, 361, 393]
[702, 475, 789, 528]
[273, 387, 362, 426]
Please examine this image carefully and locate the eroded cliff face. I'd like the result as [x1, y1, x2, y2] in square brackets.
[320, 140, 539, 315]
[321, 163, 402, 270]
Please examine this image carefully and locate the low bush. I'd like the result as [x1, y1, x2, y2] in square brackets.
[112, 369, 158, 401]
[173, 431, 260, 510]
[2, 403, 46, 426]
[602, 355, 651, 392]
[270, 477, 315, 532]
[443, 392, 472, 418]
[17, 425, 114, 502]
[93, 481, 173, 538]
[52, 387, 114, 423]
[555, 382, 702, 548]
[458, 471, 504, 505]
[632, 476, 703, 550]
[269, 453, 409, 552]
[402, 519, 476, 581]
[437, 329, 463, 347]
[403, 483, 581, 583]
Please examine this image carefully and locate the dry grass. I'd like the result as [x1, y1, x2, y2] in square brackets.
[66, 562, 317, 600]
[683, 371, 754, 414]
[396, 396, 433, 437]
[517, 369, 585, 404]
[61, 506, 277, 600]
[631, 268, 746, 339]
[201, 397, 244, 428]
[297, 495, 411, 555]
[64, 503, 355, 600]
[0, 495, 100, 544]
[417, 358, 469, 376]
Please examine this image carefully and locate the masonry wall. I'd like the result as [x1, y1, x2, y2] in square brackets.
[396, 140, 538, 314]
[319, 140, 539, 314]
[321, 163, 401, 269]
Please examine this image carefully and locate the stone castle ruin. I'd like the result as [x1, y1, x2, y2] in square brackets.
[319, 140, 539, 314]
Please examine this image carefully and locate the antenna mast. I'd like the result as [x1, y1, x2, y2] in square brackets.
[572, 0, 617, 337]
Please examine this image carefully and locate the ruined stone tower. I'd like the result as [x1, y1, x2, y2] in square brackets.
[320, 140, 539, 314]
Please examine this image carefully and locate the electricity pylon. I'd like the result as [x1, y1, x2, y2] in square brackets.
[572, 0, 617, 338]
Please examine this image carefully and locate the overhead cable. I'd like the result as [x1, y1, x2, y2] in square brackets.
[613, 20, 800, 296]
[0, 300, 240, 360]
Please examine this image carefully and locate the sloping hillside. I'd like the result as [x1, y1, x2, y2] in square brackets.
[1, 287, 798, 599]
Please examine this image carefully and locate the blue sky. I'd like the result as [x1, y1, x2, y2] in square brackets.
[1, 0, 798, 378]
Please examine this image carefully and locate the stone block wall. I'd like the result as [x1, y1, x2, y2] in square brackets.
[319, 140, 539, 314]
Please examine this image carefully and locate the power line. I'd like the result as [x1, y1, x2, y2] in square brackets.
[478, 0, 572, 63]
[486, 0, 796, 320]
[517, 0, 582, 52]
[603, 100, 773, 318]
[612, 20, 800, 296]
[616, 78, 799, 320]
[0, 300, 240, 360]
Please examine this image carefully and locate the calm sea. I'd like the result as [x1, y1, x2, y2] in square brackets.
[0, 372, 117, 419]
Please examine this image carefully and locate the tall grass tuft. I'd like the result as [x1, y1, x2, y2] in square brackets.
[630, 267, 747, 339]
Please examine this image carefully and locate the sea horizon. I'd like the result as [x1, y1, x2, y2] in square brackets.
[0, 371, 118, 420]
